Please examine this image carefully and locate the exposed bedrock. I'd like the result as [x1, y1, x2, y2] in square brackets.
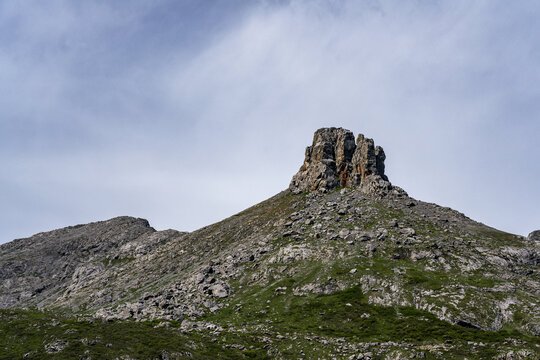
[290, 127, 402, 197]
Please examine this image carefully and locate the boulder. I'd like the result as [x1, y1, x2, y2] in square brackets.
[209, 284, 228, 298]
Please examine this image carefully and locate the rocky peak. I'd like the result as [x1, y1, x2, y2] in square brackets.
[290, 127, 399, 196]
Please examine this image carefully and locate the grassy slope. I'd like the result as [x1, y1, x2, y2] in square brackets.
[0, 309, 268, 360]
[2, 289, 538, 360]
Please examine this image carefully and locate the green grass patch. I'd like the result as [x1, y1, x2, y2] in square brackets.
[475, 228, 523, 246]
[0, 309, 266, 360]
[405, 268, 445, 290]
[207, 286, 539, 349]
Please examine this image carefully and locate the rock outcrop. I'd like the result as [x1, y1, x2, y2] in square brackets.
[290, 127, 402, 196]
[0, 217, 159, 309]
[529, 230, 540, 242]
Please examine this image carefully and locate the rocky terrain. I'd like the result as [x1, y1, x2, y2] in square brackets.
[1, 127, 539, 359]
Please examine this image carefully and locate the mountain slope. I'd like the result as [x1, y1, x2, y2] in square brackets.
[1, 128, 539, 359]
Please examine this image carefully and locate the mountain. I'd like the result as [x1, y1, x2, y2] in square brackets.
[1, 127, 539, 359]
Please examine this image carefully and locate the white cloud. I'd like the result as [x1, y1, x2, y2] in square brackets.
[1, 0, 539, 243]
[163, 0, 540, 235]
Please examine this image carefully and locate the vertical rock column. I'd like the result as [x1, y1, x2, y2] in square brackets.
[350, 134, 389, 186]
[335, 129, 357, 187]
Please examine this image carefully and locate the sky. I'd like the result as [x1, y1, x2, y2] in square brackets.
[1, 0, 539, 244]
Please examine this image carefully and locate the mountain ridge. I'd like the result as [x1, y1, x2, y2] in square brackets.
[1, 128, 539, 359]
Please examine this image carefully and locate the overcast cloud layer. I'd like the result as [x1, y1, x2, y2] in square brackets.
[1, 0, 539, 244]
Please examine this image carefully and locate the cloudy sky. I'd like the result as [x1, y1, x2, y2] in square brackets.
[1, 0, 539, 244]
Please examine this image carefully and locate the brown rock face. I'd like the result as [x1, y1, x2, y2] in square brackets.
[290, 127, 398, 196]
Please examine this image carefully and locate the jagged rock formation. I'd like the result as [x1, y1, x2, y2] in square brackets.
[290, 127, 404, 197]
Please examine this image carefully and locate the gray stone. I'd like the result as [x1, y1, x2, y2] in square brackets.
[528, 230, 540, 242]
[357, 232, 372, 242]
[402, 228, 416, 237]
[209, 284, 228, 298]
[45, 340, 68, 354]
[339, 229, 350, 238]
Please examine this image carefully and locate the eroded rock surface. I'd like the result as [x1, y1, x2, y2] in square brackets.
[528, 230, 540, 242]
[290, 127, 402, 197]
[0, 217, 175, 310]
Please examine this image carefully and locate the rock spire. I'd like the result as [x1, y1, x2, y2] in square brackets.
[289, 127, 401, 196]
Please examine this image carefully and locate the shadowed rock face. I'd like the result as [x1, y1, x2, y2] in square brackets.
[290, 128, 356, 192]
[289, 128, 396, 196]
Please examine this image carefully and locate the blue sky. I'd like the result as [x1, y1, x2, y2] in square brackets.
[1, 0, 539, 244]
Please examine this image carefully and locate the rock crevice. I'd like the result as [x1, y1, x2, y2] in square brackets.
[289, 127, 399, 196]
